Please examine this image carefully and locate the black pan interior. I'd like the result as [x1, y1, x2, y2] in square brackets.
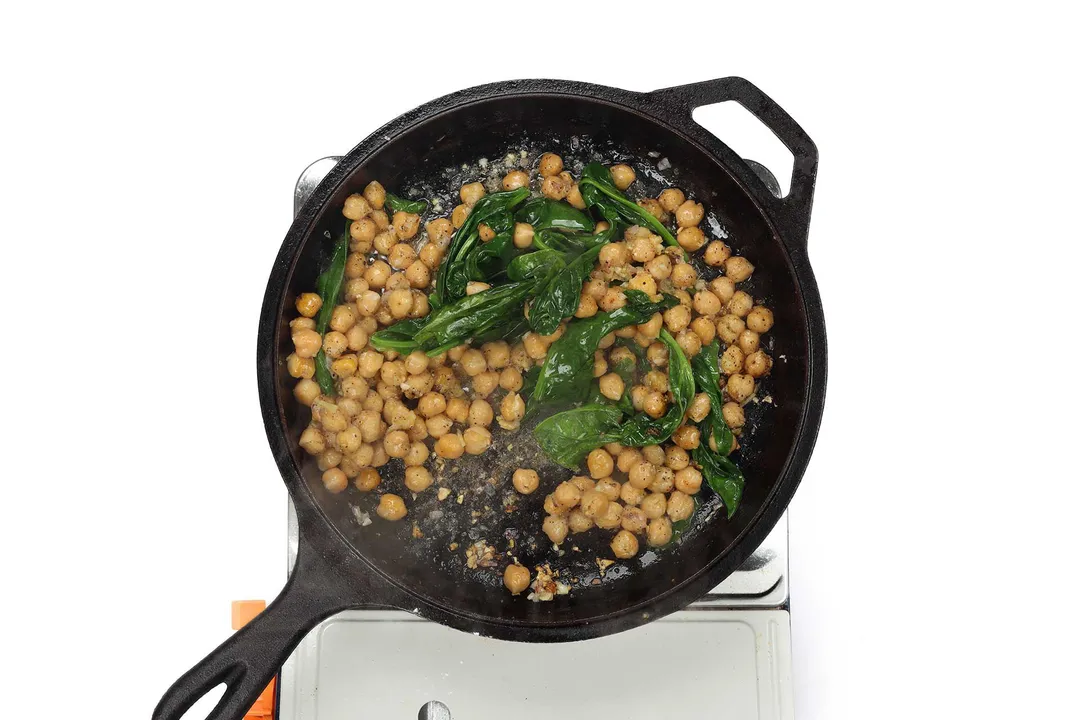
[272, 94, 811, 626]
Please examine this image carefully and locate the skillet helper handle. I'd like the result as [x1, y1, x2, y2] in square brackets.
[152, 544, 351, 720]
[647, 77, 819, 248]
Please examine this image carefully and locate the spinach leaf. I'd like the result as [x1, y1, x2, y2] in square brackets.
[533, 404, 624, 469]
[693, 429, 745, 519]
[383, 193, 428, 214]
[691, 340, 735, 455]
[367, 316, 428, 354]
[527, 243, 605, 335]
[312, 229, 350, 395]
[413, 281, 538, 353]
[516, 197, 595, 233]
[432, 187, 530, 308]
[527, 290, 678, 418]
[465, 232, 516, 283]
[577, 162, 680, 251]
[507, 249, 565, 282]
[609, 329, 693, 447]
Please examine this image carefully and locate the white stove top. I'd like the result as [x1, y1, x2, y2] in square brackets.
[276, 157, 794, 720]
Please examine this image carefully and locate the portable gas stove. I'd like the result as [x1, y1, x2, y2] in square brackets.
[271, 157, 795, 720]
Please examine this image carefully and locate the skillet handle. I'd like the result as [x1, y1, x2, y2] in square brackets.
[152, 540, 353, 720]
[647, 77, 819, 248]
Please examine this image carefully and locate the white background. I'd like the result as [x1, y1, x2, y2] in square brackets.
[2, 2, 1077, 718]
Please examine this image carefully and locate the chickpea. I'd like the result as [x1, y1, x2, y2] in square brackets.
[641, 445, 664, 466]
[716, 315, 746, 345]
[363, 260, 391, 290]
[293, 378, 320, 405]
[453, 348, 483, 377]
[595, 501, 624, 530]
[591, 372, 624, 402]
[419, 242, 442, 269]
[386, 244, 415, 272]
[727, 291, 753, 319]
[299, 426, 326, 455]
[513, 468, 540, 495]
[375, 493, 407, 521]
[582, 277, 606, 301]
[380, 289, 410, 320]
[378, 429, 409, 459]
[689, 292, 720, 319]
[738, 329, 761, 355]
[599, 242, 630, 269]
[627, 271, 658, 297]
[566, 182, 586, 209]
[362, 393, 384, 413]
[352, 443, 375, 467]
[349, 219, 377, 252]
[580, 489, 609, 519]
[650, 466, 675, 493]
[647, 342, 668, 368]
[424, 217, 452, 246]
[698, 242, 729, 269]
[502, 170, 529, 191]
[316, 332, 343, 360]
[599, 287, 627, 312]
[357, 180, 383, 209]
[643, 390, 667, 419]
[319, 467, 347, 494]
[568, 508, 594, 534]
[620, 482, 645, 507]
[512, 222, 534, 250]
[745, 350, 773, 378]
[550, 481, 580, 509]
[616, 447, 642, 474]
[445, 397, 469, 423]
[639, 493, 667, 520]
[499, 367, 524, 392]
[664, 491, 693, 522]
[675, 466, 703, 495]
[347, 467, 377, 493]
[465, 281, 491, 297]
[355, 290, 380, 317]
[337, 426, 362, 454]
[435, 432, 465, 459]
[663, 304, 691, 334]
[646, 516, 674, 547]
[604, 529, 639, 560]
[541, 174, 570, 200]
[451, 203, 470, 229]
[675, 199, 704, 227]
[403, 439, 429, 467]
[722, 401, 746, 429]
[501, 392, 525, 424]
[628, 461, 657, 490]
[671, 262, 698, 289]
[746, 306, 774, 333]
[372, 231, 398, 257]
[463, 426, 492, 455]
[658, 188, 685, 213]
[641, 257, 670, 284]
[707, 277, 734, 305]
[394, 467, 431, 497]
[462, 399, 491, 427]
[417, 392, 446, 418]
[727, 374, 756, 403]
[672, 425, 700, 450]
[630, 384, 648, 412]
[331, 354, 359, 378]
[409, 291, 430, 319]
[677, 226, 707, 252]
[660, 445, 687, 473]
[721, 255, 753, 282]
[344, 278, 370, 302]
[343, 193, 372, 220]
[503, 564, 531, 595]
[521, 332, 547, 361]
[544, 494, 567, 517]
[719, 346, 745, 377]
[426, 413, 453, 438]
[287, 353, 315, 380]
[583, 448, 612, 480]
[460, 181, 486, 206]
[294, 293, 322, 319]
[619, 502, 649, 532]
[677, 396, 709, 428]
[689, 318, 715, 347]
[289, 327, 320, 359]
[370, 209, 390, 230]
[371, 445, 389, 468]
[538, 152, 563, 177]
[389, 214, 418, 242]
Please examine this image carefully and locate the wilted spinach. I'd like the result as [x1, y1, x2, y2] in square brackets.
[607, 329, 692, 447]
[577, 162, 680, 251]
[312, 227, 350, 395]
[515, 197, 595, 233]
[527, 290, 678, 418]
[431, 187, 530, 308]
[693, 430, 745, 519]
[533, 404, 624, 469]
[383, 193, 428, 214]
[691, 341, 736, 455]
[527, 243, 605, 335]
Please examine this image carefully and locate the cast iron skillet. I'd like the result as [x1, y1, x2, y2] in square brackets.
[154, 77, 825, 720]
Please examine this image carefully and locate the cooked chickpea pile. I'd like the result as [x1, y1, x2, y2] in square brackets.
[286, 151, 775, 599]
